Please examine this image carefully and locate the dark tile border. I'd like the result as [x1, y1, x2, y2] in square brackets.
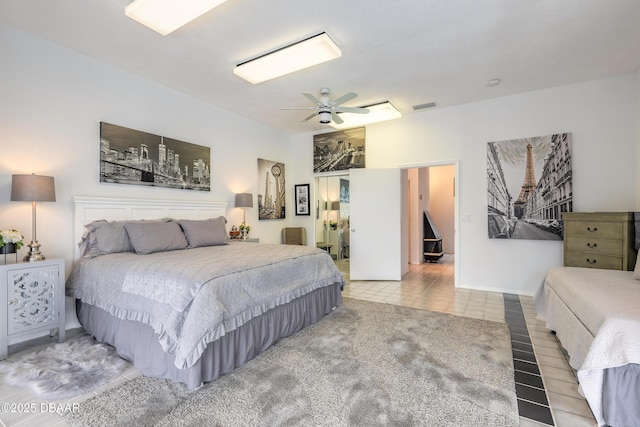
[504, 294, 555, 426]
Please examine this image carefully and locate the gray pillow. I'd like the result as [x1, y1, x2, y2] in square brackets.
[124, 221, 189, 254]
[179, 217, 228, 248]
[83, 220, 134, 257]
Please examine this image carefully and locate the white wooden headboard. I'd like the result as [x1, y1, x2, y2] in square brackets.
[73, 196, 228, 260]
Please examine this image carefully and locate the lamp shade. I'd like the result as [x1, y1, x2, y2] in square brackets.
[11, 174, 56, 202]
[235, 193, 253, 208]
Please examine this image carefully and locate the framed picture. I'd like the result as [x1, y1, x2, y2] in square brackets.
[486, 132, 572, 240]
[295, 184, 310, 216]
[313, 127, 365, 173]
[100, 122, 210, 191]
[257, 158, 286, 220]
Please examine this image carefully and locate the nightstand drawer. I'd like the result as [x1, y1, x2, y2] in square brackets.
[564, 221, 622, 239]
[562, 212, 635, 271]
[1, 259, 66, 359]
[6, 264, 60, 335]
[564, 251, 623, 270]
[565, 236, 623, 256]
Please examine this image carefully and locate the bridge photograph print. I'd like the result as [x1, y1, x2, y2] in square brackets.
[99, 122, 211, 191]
[313, 127, 365, 173]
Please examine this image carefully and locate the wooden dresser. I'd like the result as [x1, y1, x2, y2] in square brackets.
[562, 212, 636, 271]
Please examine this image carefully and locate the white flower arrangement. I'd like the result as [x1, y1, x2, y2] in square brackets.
[0, 229, 24, 250]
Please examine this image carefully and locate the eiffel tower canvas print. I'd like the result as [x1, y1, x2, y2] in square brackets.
[487, 133, 572, 240]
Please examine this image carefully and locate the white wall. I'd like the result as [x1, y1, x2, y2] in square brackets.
[2, 23, 637, 300]
[292, 73, 638, 295]
[429, 165, 455, 254]
[407, 168, 421, 264]
[0, 24, 293, 277]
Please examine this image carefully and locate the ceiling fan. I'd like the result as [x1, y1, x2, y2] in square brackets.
[281, 87, 369, 124]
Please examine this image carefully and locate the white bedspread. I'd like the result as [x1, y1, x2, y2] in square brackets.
[67, 244, 344, 369]
[535, 267, 640, 426]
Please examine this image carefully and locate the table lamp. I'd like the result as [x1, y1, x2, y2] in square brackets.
[235, 193, 253, 225]
[11, 173, 56, 262]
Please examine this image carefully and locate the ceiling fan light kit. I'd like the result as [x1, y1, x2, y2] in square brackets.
[319, 111, 332, 124]
[125, 0, 227, 35]
[233, 33, 342, 84]
[329, 101, 401, 129]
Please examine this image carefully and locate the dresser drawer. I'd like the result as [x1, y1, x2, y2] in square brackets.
[564, 221, 623, 239]
[564, 251, 623, 270]
[565, 236, 623, 256]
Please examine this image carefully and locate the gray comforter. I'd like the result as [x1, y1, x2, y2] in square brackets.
[67, 244, 344, 369]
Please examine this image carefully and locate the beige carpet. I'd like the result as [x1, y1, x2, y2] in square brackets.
[64, 298, 518, 426]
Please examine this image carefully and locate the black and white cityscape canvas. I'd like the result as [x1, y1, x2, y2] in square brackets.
[257, 158, 286, 220]
[487, 133, 572, 240]
[100, 122, 210, 191]
[313, 127, 365, 173]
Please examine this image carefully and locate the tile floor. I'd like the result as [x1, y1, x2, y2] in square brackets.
[0, 254, 597, 426]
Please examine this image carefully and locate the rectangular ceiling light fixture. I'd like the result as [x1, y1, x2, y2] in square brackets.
[234, 32, 342, 84]
[330, 101, 402, 129]
[125, 0, 227, 36]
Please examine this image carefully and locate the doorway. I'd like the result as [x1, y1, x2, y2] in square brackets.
[405, 161, 458, 287]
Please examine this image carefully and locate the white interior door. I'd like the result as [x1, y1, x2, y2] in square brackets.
[349, 168, 406, 280]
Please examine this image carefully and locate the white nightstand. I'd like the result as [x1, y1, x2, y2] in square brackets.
[0, 259, 66, 359]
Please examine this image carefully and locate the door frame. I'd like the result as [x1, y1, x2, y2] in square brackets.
[399, 160, 460, 288]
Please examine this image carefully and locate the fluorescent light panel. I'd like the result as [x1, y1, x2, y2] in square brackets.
[330, 101, 401, 129]
[125, 0, 227, 35]
[234, 33, 341, 84]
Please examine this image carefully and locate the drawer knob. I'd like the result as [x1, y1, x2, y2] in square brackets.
[586, 258, 597, 264]
[587, 242, 598, 248]
[587, 227, 598, 232]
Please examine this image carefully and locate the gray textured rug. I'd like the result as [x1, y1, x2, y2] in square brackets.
[0, 334, 128, 400]
[64, 299, 518, 426]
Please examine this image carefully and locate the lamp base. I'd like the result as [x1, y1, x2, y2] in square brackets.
[23, 241, 45, 262]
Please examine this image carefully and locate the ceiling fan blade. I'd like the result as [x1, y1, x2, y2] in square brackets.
[302, 112, 317, 122]
[332, 92, 357, 106]
[331, 111, 344, 124]
[335, 106, 370, 114]
[302, 92, 323, 106]
[280, 107, 317, 111]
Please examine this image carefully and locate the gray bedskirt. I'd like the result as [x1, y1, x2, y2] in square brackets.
[77, 283, 342, 389]
[602, 363, 640, 426]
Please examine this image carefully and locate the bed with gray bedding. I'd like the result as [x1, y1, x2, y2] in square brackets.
[67, 216, 344, 389]
[535, 214, 640, 426]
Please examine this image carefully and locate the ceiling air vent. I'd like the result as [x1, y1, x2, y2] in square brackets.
[412, 102, 436, 111]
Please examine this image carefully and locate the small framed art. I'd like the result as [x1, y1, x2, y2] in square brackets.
[294, 184, 310, 216]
